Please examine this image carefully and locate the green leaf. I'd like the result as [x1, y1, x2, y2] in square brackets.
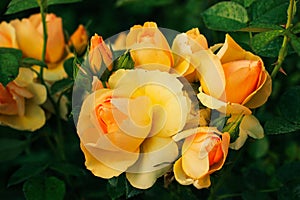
[276, 162, 300, 183]
[49, 163, 85, 177]
[113, 51, 135, 71]
[278, 183, 300, 200]
[63, 57, 75, 79]
[107, 175, 126, 200]
[0, 48, 22, 86]
[251, 30, 284, 57]
[279, 86, 300, 124]
[125, 179, 143, 198]
[0, 0, 10, 15]
[8, 164, 48, 187]
[0, 139, 27, 162]
[5, 0, 82, 15]
[242, 190, 269, 200]
[50, 78, 74, 94]
[247, 137, 269, 159]
[250, 0, 289, 25]
[21, 57, 48, 68]
[202, 1, 249, 31]
[232, 0, 256, 8]
[265, 117, 300, 135]
[292, 22, 300, 34]
[23, 176, 66, 200]
[116, 0, 173, 7]
[239, 23, 283, 32]
[289, 35, 300, 56]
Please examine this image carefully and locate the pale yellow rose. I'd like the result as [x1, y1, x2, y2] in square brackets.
[88, 34, 113, 74]
[77, 69, 191, 189]
[172, 28, 208, 82]
[0, 21, 18, 48]
[126, 22, 173, 71]
[196, 34, 272, 114]
[68, 24, 88, 56]
[173, 127, 230, 189]
[0, 68, 46, 131]
[10, 13, 73, 81]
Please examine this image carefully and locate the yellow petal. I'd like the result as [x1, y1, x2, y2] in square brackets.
[80, 143, 122, 178]
[182, 139, 209, 179]
[77, 88, 140, 172]
[243, 71, 272, 108]
[111, 96, 152, 138]
[173, 158, 194, 185]
[0, 101, 45, 131]
[15, 68, 46, 105]
[217, 34, 246, 63]
[10, 18, 43, 60]
[45, 15, 65, 63]
[208, 132, 230, 172]
[32, 52, 73, 82]
[193, 175, 211, 189]
[229, 130, 248, 150]
[126, 165, 171, 189]
[193, 50, 225, 99]
[127, 137, 178, 173]
[0, 21, 18, 48]
[173, 127, 220, 142]
[197, 87, 252, 115]
[240, 115, 264, 139]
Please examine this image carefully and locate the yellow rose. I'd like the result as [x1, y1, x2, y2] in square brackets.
[172, 28, 208, 82]
[0, 68, 46, 131]
[173, 127, 230, 189]
[126, 22, 173, 71]
[196, 34, 272, 114]
[77, 69, 191, 189]
[10, 13, 73, 81]
[0, 21, 18, 48]
[68, 24, 88, 56]
[88, 34, 113, 74]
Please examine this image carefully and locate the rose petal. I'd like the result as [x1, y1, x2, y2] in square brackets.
[80, 143, 122, 178]
[243, 72, 272, 108]
[217, 34, 246, 63]
[10, 18, 43, 60]
[240, 115, 264, 139]
[127, 137, 178, 173]
[197, 87, 252, 115]
[0, 21, 18, 48]
[0, 101, 45, 131]
[32, 52, 73, 81]
[45, 16, 65, 63]
[126, 165, 171, 189]
[173, 158, 194, 185]
[193, 50, 225, 99]
[193, 175, 211, 189]
[182, 138, 209, 179]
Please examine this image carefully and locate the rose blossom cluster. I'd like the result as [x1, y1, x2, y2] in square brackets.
[75, 22, 272, 189]
[0, 13, 88, 130]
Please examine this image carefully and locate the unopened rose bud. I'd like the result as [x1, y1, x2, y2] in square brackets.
[223, 60, 261, 104]
[89, 34, 113, 74]
[69, 24, 88, 55]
